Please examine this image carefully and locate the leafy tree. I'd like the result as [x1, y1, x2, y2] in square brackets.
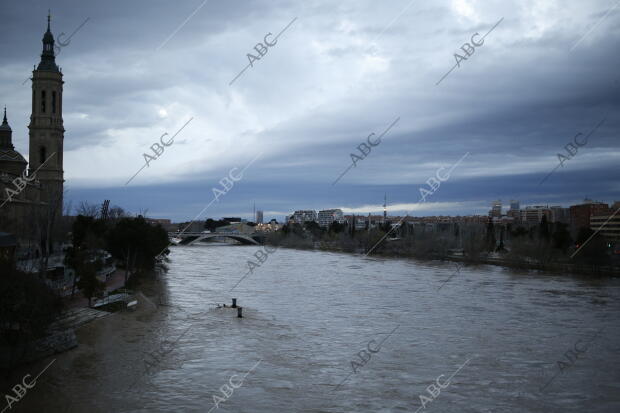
[65, 215, 107, 297]
[204, 218, 226, 232]
[72, 215, 107, 248]
[573, 227, 610, 267]
[551, 223, 571, 253]
[485, 220, 496, 251]
[511, 226, 528, 238]
[106, 216, 169, 285]
[538, 215, 550, 242]
[380, 221, 391, 233]
[76, 259, 104, 307]
[282, 223, 304, 237]
[329, 221, 346, 234]
[0, 262, 62, 368]
[304, 221, 323, 239]
[496, 226, 506, 252]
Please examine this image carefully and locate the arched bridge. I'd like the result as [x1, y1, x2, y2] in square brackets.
[169, 232, 264, 246]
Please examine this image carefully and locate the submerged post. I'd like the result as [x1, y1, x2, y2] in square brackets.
[232, 298, 237, 308]
[237, 307, 243, 318]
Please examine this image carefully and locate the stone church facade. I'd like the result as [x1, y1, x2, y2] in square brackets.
[0, 14, 65, 238]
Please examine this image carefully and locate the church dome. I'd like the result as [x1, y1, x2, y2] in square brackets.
[0, 149, 27, 178]
[0, 149, 27, 164]
[0, 108, 27, 176]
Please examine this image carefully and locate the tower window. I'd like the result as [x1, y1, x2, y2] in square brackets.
[41, 90, 46, 113]
[52, 91, 57, 114]
[40, 146, 47, 164]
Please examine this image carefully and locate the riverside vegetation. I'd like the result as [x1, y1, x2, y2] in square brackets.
[265, 217, 617, 275]
[1, 205, 169, 372]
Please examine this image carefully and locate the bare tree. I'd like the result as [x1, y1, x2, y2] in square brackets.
[76, 201, 99, 218]
[108, 205, 127, 221]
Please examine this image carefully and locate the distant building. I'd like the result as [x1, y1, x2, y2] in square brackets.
[492, 216, 515, 225]
[318, 209, 344, 228]
[489, 200, 502, 218]
[590, 214, 620, 240]
[549, 206, 570, 224]
[291, 210, 317, 225]
[569, 199, 611, 231]
[354, 217, 367, 230]
[256, 210, 264, 224]
[222, 217, 242, 224]
[175, 221, 203, 233]
[256, 219, 281, 232]
[507, 200, 521, 223]
[146, 218, 171, 226]
[521, 205, 550, 224]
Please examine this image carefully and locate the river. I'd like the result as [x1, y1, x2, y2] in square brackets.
[7, 244, 620, 412]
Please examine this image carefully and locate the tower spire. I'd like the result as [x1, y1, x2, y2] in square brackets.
[0, 105, 14, 149]
[383, 193, 387, 222]
[38, 11, 59, 71]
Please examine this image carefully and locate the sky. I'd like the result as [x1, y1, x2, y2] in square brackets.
[1, 0, 619, 222]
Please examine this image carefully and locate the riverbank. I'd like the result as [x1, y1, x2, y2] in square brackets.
[0, 274, 166, 412]
[0, 266, 164, 374]
[267, 240, 620, 277]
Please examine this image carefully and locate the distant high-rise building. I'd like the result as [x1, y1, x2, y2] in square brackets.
[489, 200, 502, 218]
[590, 213, 620, 240]
[318, 209, 345, 228]
[550, 206, 569, 224]
[521, 205, 550, 224]
[256, 210, 264, 224]
[507, 200, 521, 222]
[569, 199, 611, 231]
[292, 210, 317, 225]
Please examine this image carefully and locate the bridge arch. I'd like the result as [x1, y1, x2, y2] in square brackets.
[169, 232, 261, 246]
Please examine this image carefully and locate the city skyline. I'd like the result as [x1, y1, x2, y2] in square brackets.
[158, 196, 618, 225]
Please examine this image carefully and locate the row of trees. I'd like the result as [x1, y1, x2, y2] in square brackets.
[1, 189, 68, 371]
[1, 200, 169, 371]
[203, 218, 256, 231]
[267, 217, 614, 269]
[0, 259, 63, 371]
[504, 216, 611, 267]
[64, 211, 170, 305]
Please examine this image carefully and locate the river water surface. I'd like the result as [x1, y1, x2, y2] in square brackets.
[10, 244, 620, 412]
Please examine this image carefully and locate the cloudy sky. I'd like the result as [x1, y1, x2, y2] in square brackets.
[1, 0, 618, 222]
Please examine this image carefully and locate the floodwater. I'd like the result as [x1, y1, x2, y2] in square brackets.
[6, 244, 620, 412]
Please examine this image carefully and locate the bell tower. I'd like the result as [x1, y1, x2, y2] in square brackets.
[28, 11, 64, 211]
